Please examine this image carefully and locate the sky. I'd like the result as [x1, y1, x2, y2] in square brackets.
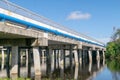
[8, 0, 120, 44]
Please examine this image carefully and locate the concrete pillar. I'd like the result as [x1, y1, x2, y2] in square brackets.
[18, 48, 21, 77]
[73, 50, 78, 66]
[58, 50, 61, 67]
[46, 47, 51, 76]
[42, 50, 45, 64]
[51, 49, 54, 72]
[78, 49, 82, 64]
[96, 50, 100, 61]
[33, 47, 41, 80]
[6, 48, 10, 78]
[26, 49, 28, 68]
[25, 49, 31, 77]
[102, 50, 105, 59]
[88, 49, 92, 62]
[27, 48, 31, 78]
[69, 47, 72, 66]
[56, 50, 58, 68]
[54, 50, 57, 69]
[60, 49, 64, 66]
[1, 49, 5, 70]
[11, 46, 18, 79]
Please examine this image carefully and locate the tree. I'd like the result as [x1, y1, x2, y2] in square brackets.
[112, 29, 120, 41]
[106, 28, 120, 59]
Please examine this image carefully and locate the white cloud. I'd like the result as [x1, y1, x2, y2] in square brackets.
[67, 11, 91, 20]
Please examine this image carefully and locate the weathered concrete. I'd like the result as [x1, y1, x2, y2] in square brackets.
[73, 50, 78, 66]
[11, 46, 18, 79]
[96, 49, 100, 61]
[33, 47, 41, 80]
[1, 49, 5, 70]
[78, 49, 82, 64]
[88, 49, 92, 62]
[102, 50, 105, 59]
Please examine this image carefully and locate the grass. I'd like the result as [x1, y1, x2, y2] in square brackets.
[0, 78, 31, 80]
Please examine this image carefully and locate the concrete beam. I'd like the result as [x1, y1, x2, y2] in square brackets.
[0, 22, 43, 38]
[31, 38, 48, 46]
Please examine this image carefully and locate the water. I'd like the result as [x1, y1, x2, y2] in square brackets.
[0, 56, 120, 80]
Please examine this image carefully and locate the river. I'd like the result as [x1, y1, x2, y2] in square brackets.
[0, 57, 120, 80]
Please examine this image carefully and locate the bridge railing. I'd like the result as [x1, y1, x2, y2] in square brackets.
[0, 0, 104, 45]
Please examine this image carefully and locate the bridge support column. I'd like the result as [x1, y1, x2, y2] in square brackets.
[88, 49, 92, 62]
[69, 46, 73, 66]
[25, 49, 28, 73]
[102, 50, 105, 59]
[42, 50, 45, 64]
[54, 50, 57, 69]
[25, 48, 31, 78]
[78, 49, 82, 64]
[33, 47, 41, 80]
[51, 49, 54, 71]
[58, 50, 61, 66]
[27, 48, 31, 78]
[11, 46, 18, 79]
[60, 49, 64, 66]
[56, 50, 58, 68]
[96, 49, 100, 61]
[6, 48, 10, 78]
[82, 50, 85, 64]
[1, 49, 5, 70]
[102, 50, 105, 66]
[73, 50, 78, 66]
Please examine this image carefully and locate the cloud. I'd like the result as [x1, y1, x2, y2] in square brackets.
[67, 11, 91, 20]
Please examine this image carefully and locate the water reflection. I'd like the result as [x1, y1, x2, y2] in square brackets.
[107, 59, 120, 80]
[0, 52, 106, 80]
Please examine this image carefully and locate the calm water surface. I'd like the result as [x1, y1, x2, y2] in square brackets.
[0, 56, 120, 80]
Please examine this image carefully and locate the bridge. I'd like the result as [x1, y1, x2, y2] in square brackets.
[0, 0, 105, 79]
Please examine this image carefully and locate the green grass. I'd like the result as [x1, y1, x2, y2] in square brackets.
[0, 78, 31, 80]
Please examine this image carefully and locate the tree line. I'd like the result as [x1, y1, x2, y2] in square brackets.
[106, 29, 120, 60]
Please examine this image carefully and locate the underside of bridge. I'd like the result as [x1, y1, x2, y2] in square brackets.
[0, 1, 105, 79]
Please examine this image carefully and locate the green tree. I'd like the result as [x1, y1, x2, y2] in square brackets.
[112, 29, 120, 41]
[106, 42, 116, 58]
[106, 28, 120, 59]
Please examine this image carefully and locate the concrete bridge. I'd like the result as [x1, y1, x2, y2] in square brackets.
[0, 0, 105, 79]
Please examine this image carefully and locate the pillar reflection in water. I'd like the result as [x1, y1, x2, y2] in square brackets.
[97, 59, 100, 69]
[88, 61, 92, 74]
[74, 65, 78, 80]
[60, 63, 64, 80]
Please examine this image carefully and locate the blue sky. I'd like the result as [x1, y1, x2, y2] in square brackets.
[9, 0, 120, 44]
